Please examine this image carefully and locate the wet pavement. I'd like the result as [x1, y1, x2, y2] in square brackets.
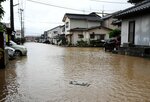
[0, 42, 150, 102]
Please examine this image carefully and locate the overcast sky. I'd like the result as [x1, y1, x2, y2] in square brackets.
[2, 0, 133, 36]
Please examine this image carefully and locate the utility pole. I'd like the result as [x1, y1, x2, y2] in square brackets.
[10, 0, 15, 41]
[20, 9, 24, 39]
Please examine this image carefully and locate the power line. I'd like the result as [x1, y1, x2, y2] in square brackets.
[27, 0, 113, 14]
[25, 19, 63, 24]
[27, 0, 90, 12]
[90, 0, 128, 4]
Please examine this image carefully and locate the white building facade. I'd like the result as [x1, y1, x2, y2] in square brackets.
[47, 25, 65, 45]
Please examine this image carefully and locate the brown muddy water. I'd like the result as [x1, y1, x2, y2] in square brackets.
[0, 42, 150, 102]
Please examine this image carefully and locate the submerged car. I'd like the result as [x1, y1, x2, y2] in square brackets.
[5, 46, 15, 59]
[104, 37, 121, 51]
[9, 40, 27, 56]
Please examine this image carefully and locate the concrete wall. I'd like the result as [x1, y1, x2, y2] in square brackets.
[121, 14, 150, 46]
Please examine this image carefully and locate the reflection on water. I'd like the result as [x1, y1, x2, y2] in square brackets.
[0, 42, 150, 102]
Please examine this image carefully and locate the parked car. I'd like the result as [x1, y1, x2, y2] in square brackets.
[9, 40, 27, 56]
[104, 37, 121, 51]
[5, 46, 15, 59]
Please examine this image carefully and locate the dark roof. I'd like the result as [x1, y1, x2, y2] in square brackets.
[115, 0, 150, 18]
[47, 25, 63, 32]
[69, 28, 87, 32]
[112, 20, 122, 25]
[101, 14, 112, 20]
[128, 0, 144, 3]
[69, 26, 112, 32]
[63, 12, 102, 22]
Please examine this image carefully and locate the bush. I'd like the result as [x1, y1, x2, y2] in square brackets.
[109, 29, 121, 38]
[76, 40, 88, 47]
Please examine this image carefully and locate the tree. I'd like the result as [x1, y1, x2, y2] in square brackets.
[109, 29, 121, 38]
[0, 0, 6, 19]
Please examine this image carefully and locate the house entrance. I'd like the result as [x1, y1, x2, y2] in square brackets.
[128, 21, 135, 44]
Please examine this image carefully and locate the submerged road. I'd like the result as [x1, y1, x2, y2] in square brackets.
[0, 42, 150, 102]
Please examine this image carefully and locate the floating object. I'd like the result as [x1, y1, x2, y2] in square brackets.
[69, 81, 90, 87]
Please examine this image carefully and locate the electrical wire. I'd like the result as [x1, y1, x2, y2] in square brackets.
[27, 0, 92, 12]
[90, 0, 128, 4]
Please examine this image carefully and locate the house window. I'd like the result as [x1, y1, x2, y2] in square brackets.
[90, 32, 95, 39]
[128, 21, 135, 44]
[90, 34, 95, 39]
[78, 34, 84, 38]
[53, 31, 58, 34]
[66, 22, 69, 28]
[100, 34, 105, 40]
[97, 34, 105, 40]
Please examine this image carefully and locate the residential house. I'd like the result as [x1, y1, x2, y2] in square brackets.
[101, 13, 121, 30]
[47, 25, 65, 45]
[69, 26, 112, 45]
[115, 0, 150, 46]
[62, 12, 121, 46]
[15, 30, 21, 39]
[62, 12, 113, 45]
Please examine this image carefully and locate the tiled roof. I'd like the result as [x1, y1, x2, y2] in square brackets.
[63, 12, 102, 22]
[69, 26, 112, 32]
[115, 0, 150, 18]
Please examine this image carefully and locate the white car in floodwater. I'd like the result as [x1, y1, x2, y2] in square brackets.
[9, 40, 27, 56]
[5, 46, 15, 59]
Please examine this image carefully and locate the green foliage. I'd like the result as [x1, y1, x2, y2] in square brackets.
[109, 29, 121, 38]
[0, 23, 4, 32]
[76, 40, 88, 47]
[0, 0, 6, 19]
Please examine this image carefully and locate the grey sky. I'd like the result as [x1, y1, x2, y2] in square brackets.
[2, 0, 132, 36]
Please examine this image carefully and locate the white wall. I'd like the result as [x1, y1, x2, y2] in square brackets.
[64, 17, 101, 35]
[121, 20, 129, 44]
[70, 19, 101, 29]
[65, 17, 71, 35]
[121, 14, 150, 46]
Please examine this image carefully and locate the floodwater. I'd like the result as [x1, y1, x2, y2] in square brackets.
[0, 42, 150, 102]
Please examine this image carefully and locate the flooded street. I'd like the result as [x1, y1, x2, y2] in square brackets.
[0, 42, 150, 102]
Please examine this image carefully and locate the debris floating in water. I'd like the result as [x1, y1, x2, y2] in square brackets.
[69, 81, 90, 87]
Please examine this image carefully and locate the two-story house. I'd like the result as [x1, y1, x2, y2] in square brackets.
[47, 25, 65, 45]
[62, 12, 113, 45]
